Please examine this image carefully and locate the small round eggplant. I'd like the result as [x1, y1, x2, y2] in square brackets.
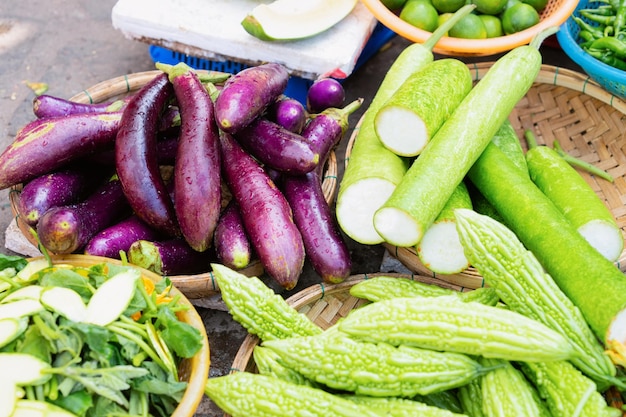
[268, 97, 307, 133]
[306, 78, 345, 114]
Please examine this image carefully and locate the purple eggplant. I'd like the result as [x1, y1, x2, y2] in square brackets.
[0, 112, 122, 189]
[127, 238, 211, 275]
[166, 63, 221, 252]
[215, 63, 289, 134]
[36, 178, 131, 254]
[18, 165, 108, 227]
[213, 200, 251, 270]
[33, 94, 131, 119]
[306, 78, 345, 114]
[267, 96, 307, 133]
[115, 72, 180, 237]
[304, 98, 362, 167]
[233, 118, 319, 175]
[84, 215, 162, 259]
[220, 131, 305, 290]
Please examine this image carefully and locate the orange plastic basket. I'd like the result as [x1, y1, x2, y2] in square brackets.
[362, 0, 579, 56]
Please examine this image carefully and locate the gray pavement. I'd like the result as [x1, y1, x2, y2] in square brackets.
[0, 1, 583, 415]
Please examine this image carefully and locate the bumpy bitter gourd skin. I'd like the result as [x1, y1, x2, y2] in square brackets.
[454, 208, 617, 387]
[338, 295, 576, 362]
[480, 357, 548, 417]
[342, 395, 468, 417]
[262, 327, 488, 397]
[211, 264, 321, 341]
[520, 360, 622, 417]
[205, 372, 383, 417]
[349, 276, 499, 305]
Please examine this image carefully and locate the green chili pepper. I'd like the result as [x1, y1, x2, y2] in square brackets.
[590, 36, 626, 59]
[580, 6, 616, 15]
[586, 48, 626, 70]
[574, 16, 606, 39]
[579, 29, 598, 42]
[581, 10, 616, 26]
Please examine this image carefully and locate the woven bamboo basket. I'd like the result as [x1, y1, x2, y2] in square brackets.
[26, 254, 210, 417]
[344, 63, 626, 290]
[8, 70, 339, 299]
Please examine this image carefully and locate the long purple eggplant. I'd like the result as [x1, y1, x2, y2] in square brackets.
[84, 215, 161, 259]
[115, 72, 180, 237]
[18, 165, 108, 227]
[213, 200, 251, 270]
[0, 112, 122, 189]
[214, 63, 289, 134]
[233, 117, 319, 174]
[33, 94, 130, 118]
[165, 63, 221, 252]
[282, 171, 351, 284]
[36, 178, 131, 254]
[220, 131, 304, 290]
[127, 238, 211, 275]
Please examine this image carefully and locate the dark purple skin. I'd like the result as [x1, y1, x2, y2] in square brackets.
[282, 171, 351, 284]
[220, 131, 305, 290]
[0, 112, 122, 189]
[33, 94, 131, 119]
[36, 179, 132, 254]
[215, 62, 289, 134]
[303, 98, 363, 167]
[18, 166, 107, 227]
[213, 200, 251, 270]
[233, 117, 320, 175]
[168, 65, 221, 252]
[306, 78, 346, 114]
[84, 215, 162, 259]
[115, 72, 180, 237]
[85, 134, 179, 166]
[268, 96, 307, 133]
[127, 238, 210, 275]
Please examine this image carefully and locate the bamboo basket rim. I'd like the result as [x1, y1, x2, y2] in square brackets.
[9, 70, 339, 299]
[344, 63, 626, 290]
[26, 254, 210, 417]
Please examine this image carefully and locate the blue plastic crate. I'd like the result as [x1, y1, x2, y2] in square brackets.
[149, 23, 396, 105]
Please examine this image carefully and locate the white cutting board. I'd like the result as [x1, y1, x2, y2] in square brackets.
[111, 0, 379, 80]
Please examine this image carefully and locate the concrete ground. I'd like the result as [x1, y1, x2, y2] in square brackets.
[0, 1, 583, 415]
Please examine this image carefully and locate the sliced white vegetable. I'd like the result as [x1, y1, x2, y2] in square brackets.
[241, 0, 357, 41]
[417, 220, 470, 275]
[0, 299, 43, 320]
[12, 400, 78, 417]
[15, 259, 49, 282]
[40, 287, 87, 323]
[0, 317, 28, 348]
[0, 378, 17, 417]
[2, 285, 45, 304]
[578, 220, 624, 263]
[85, 269, 140, 327]
[0, 353, 52, 385]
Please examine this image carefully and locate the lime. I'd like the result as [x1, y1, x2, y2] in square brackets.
[448, 13, 488, 39]
[380, 0, 409, 10]
[479, 14, 504, 37]
[472, 0, 507, 15]
[432, 0, 466, 13]
[521, 0, 548, 11]
[501, 2, 540, 34]
[400, 0, 440, 32]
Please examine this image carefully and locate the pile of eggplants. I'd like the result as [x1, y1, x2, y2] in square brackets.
[0, 62, 361, 290]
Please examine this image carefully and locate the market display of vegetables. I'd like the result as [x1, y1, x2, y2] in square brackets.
[0, 62, 360, 291]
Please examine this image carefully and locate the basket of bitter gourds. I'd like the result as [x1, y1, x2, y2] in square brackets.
[203, 247, 626, 417]
[339, 54, 626, 291]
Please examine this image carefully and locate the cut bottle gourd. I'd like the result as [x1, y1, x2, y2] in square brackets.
[241, 0, 358, 41]
[0, 317, 28, 348]
[0, 353, 52, 385]
[40, 286, 88, 323]
[0, 298, 43, 320]
[11, 400, 79, 417]
[84, 269, 140, 326]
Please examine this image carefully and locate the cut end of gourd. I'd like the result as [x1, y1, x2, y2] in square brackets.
[85, 269, 140, 327]
[417, 220, 470, 275]
[336, 178, 396, 245]
[241, 0, 357, 41]
[375, 107, 429, 157]
[606, 309, 626, 367]
[374, 206, 422, 248]
[578, 220, 624, 263]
